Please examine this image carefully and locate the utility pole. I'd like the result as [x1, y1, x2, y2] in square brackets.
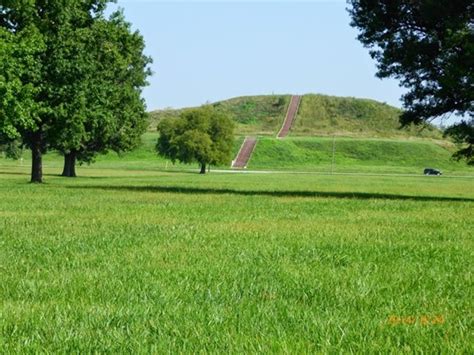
[331, 135, 336, 175]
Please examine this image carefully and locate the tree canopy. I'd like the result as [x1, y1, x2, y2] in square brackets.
[348, 0, 473, 162]
[444, 118, 473, 165]
[157, 106, 234, 174]
[0, 133, 23, 160]
[50, 10, 151, 177]
[0, 0, 151, 181]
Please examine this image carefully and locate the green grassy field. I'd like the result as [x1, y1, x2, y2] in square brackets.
[1, 118, 472, 351]
[1, 162, 473, 352]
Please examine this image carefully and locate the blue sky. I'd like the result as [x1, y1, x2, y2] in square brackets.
[111, 0, 406, 111]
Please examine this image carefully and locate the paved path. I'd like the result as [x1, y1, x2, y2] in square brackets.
[277, 95, 301, 138]
[231, 137, 257, 169]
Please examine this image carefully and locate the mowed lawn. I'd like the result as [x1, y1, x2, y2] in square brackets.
[1, 166, 473, 352]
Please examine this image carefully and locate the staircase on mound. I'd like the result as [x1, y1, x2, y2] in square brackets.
[277, 95, 301, 138]
[231, 137, 257, 169]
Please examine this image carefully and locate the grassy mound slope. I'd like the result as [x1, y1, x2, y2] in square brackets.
[150, 94, 441, 138]
[293, 94, 439, 138]
[150, 95, 291, 136]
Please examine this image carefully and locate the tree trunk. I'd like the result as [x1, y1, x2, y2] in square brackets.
[200, 162, 206, 174]
[62, 151, 77, 177]
[30, 132, 43, 183]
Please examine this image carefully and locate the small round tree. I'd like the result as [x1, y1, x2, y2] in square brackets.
[156, 106, 234, 174]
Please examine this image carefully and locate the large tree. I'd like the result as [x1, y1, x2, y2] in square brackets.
[50, 11, 151, 177]
[348, 0, 473, 162]
[0, 0, 150, 181]
[0, 21, 45, 181]
[157, 106, 234, 174]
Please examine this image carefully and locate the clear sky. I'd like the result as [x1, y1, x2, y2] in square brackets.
[111, 0, 406, 112]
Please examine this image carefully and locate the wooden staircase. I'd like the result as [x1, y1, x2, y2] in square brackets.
[277, 95, 301, 138]
[231, 137, 257, 169]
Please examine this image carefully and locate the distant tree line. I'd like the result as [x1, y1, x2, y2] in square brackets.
[0, 0, 151, 182]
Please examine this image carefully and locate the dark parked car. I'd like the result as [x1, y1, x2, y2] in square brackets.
[424, 168, 442, 176]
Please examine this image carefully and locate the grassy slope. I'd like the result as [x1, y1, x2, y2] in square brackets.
[294, 94, 440, 138]
[1, 168, 473, 352]
[249, 137, 471, 174]
[149, 95, 291, 136]
[212, 95, 290, 135]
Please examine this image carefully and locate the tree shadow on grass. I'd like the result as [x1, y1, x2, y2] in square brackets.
[0, 170, 111, 179]
[0, 170, 62, 178]
[0, 171, 31, 176]
[67, 185, 474, 203]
